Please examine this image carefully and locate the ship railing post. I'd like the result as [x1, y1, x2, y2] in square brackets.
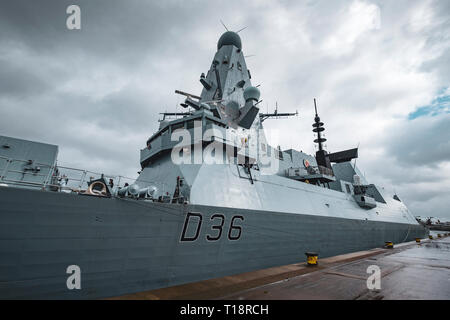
[116, 176, 122, 195]
[79, 170, 87, 190]
[42, 163, 55, 190]
[42, 165, 49, 190]
[0, 157, 12, 181]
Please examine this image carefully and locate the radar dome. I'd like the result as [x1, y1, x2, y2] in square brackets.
[217, 31, 242, 50]
[243, 86, 260, 102]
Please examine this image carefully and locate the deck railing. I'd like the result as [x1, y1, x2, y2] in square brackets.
[0, 155, 167, 196]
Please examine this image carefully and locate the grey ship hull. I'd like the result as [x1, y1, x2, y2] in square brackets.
[0, 186, 427, 299]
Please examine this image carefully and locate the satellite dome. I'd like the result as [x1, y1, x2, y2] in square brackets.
[243, 86, 260, 102]
[217, 31, 242, 50]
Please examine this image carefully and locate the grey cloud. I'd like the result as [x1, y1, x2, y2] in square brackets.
[385, 115, 450, 168]
[0, 59, 50, 97]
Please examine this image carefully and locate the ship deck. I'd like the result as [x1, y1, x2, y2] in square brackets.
[109, 231, 450, 300]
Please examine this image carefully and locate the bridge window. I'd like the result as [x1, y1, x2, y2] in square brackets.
[172, 122, 184, 131]
[186, 120, 195, 129]
[345, 184, 351, 194]
[276, 150, 284, 160]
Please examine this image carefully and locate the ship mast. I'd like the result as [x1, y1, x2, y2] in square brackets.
[313, 98, 326, 151]
[312, 98, 331, 169]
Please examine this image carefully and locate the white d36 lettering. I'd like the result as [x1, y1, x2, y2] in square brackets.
[66, 265, 81, 290]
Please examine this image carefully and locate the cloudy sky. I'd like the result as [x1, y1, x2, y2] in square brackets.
[0, 0, 449, 220]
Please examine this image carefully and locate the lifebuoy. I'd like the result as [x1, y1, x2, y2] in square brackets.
[87, 181, 107, 196]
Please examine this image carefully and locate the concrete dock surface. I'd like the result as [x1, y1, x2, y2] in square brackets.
[111, 235, 450, 300]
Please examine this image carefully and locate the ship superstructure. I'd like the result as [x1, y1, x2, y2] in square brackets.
[132, 31, 413, 222]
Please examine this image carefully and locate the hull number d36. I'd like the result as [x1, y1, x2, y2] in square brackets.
[180, 212, 244, 242]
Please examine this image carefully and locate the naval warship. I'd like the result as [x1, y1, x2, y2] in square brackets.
[0, 31, 428, 299]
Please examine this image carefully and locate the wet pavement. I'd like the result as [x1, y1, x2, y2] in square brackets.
[220, 236, 450, 300]
[112, 235, 450, 300]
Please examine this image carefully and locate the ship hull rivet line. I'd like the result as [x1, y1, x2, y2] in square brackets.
[305, 252, 318, 266]
[385, 241, 394, 249]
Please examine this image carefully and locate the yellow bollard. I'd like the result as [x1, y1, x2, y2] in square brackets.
[429, 235, 433, 240]
[305, 252, 318, 266]
[438, 234, 441, 238]
[415, 238, 421, 243]
[385, 241, 394, 249]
